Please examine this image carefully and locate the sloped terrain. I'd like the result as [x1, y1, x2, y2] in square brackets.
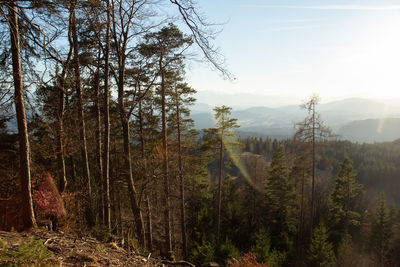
[0, 228, 161, 266]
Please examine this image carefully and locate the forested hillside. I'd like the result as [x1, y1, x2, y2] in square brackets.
[1, 1, 400, 267]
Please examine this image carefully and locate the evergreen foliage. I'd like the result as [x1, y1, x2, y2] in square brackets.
[308, 223, 335, 267]
[329, 157, 364, 247]
[251, 228, 287, 266]
[265, 146, 297, 251]
[370, 193, 393, 264]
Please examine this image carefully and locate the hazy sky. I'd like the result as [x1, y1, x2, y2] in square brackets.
[184, 0, 400, 104]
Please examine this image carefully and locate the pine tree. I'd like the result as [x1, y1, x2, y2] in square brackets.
[329, 157, 363, 247]
[265, 145, 297, 251]
[370, 193, 393, 265]
[211, 106, 240, 244]
[294, 94, 333, 234]
[139, 23, 192, 254]
[308, 223, 335, 267]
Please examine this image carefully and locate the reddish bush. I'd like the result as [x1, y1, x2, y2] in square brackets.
[0, 173, 66, 231]
[228, 252, 268, 267]
[34, 173, 66, 219]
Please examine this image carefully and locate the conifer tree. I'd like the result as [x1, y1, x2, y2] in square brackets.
[212, 105, 239, 244]
[294, 94, 333, 233]
[329, 157, 363, 246]
[265, 145, 297, 250]
[170, 80, 196, 259]
[139, 23, 192, 254]
[308, 223, 335, 267]
[370, 193, 393, 265]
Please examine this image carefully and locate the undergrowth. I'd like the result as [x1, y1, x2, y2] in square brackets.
[0, 236, 53, 266]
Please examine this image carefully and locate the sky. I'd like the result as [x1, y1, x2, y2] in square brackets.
[183, 0, 400, 105]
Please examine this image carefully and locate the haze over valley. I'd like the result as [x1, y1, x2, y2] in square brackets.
[192, 91, 400, 143]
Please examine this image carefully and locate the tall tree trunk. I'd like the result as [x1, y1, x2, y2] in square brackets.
[110, 0, 144, 246]
[102, 0, 111, 229]
[145, 196, 153, 252]
[94, 51, 103, 221]
[216, 134, 224, 244]
[138, 99, 153, 252]
[117, 62, 145, 248]
[56, 74, 67, 193]
[8, 1, 36, 229]
[70, 0, 93, 227]
[57, 24, 73, 194]
[115, 181, 123, 236]
[310, 101, 315, 236]
[160, 59, 172, 253]
[175, 88, 188, 259]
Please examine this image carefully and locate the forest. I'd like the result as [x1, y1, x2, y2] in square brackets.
[1, 0, 400, 266]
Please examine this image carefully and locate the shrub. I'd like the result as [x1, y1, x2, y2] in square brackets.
[228, 252, 267, 267]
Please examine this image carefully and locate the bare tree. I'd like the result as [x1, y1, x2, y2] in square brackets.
[110, 0, 147, 246]
[294, 94, 334, 235]
[69, 0, 93, 227]
[5, 0, 36, 229]
[169, 0, 232, 79]
[103, 0, 111, 229]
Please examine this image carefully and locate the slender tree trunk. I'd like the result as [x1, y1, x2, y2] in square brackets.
[102, 0, 111, 229]
[138, 99, 153, 252]
[160, 58, 172, 253]
[57, 74, 67, 193]
[120, 116, 145, 247]
[115, 181, 123, 236]
[175, 88, 188, 259]
[116, 61, 145, 247]
[57, 23, 72, 195]
[94, 51, 103, 221]
[310, 102, 315, 235]
[8, 1, 36, 229]
[145, 196, 153, 252]
[216, 134, 224, 244]
[110, 0, 144, 245]
[70, 0, 93, 227]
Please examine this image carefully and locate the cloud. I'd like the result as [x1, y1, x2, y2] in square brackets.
[294, 5, 400, 11]
[238, 4, 400, 11]
[273, 18, 319, 23]
[259, 25, 320, 33]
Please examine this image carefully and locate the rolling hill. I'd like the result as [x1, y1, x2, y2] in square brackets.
[190, 97, 400, 143]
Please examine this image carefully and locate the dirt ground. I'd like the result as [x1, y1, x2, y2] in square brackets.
[0, 228, 162, 266]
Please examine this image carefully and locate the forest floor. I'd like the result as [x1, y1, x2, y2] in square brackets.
[0, 228, 163, 266]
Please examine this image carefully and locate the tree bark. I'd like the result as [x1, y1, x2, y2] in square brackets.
[70, 0, 93, 227]
[311, 101, 315, 235]
[175, 87, 187, 259]
[8, 1, 36, 230]
[56, 22, 73, 195]
[138, 99, 153, 252]
[111, 0, 145, 246]
[160, 58, 172, 253]
[116, 61, 145, 248]
[216, 135, 223, 244]
[102, 0, 111, 229]
[56, 74, 67, 193]
[94, 52, 103, 221]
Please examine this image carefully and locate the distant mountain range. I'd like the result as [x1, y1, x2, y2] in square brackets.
[4, 94, 400, 143]
[190, 96, 400, 143]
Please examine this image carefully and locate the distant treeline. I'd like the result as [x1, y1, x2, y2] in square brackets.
[240, 137, 400, 205]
